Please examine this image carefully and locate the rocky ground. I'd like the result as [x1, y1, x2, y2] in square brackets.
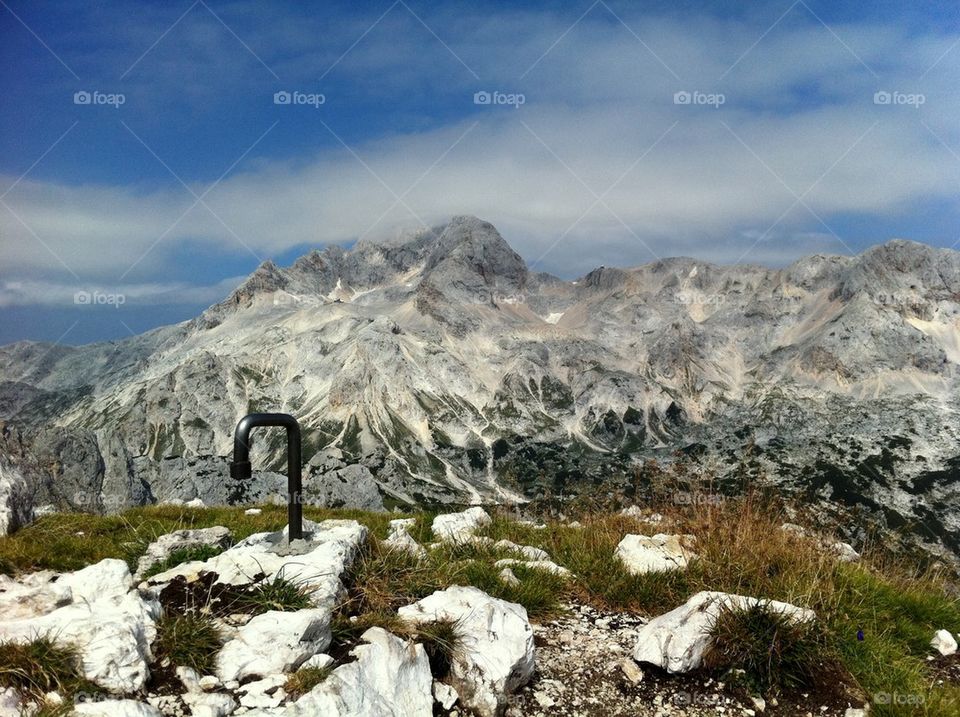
[0, 504, 956, 716]
[509, 601, 864, 717]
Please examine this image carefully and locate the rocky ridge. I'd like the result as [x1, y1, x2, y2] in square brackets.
[1, 217, 959, 560]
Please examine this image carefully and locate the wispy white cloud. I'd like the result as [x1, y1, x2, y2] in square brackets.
[0, 276, 244, 308]
[2, 4, 958, 297]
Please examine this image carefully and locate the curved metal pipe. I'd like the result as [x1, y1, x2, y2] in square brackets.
[229, 412, 303, 540]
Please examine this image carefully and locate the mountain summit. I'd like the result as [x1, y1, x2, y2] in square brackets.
[1, 217, 959, 558]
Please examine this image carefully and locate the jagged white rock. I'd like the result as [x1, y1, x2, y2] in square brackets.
[633, 591, 815, 673]
[494, 539, 551, 561]
[0, 560, 158, 693]
[73, 699, 163, 716]
[384, 518, 427, 557]
[0, 572, 72, 620]
[398, 586, 535, 717]
[176, 665, 202, 693]
[494, 558, 571, 577]
[146, 519, 367, 612]
[134, 526, 232, 579]
[58, 558, 133, 603]
[931, 629, 958, 656]
[0, 459, 32, 536]
[256, 627, 433, 717]
[301, 653, 334, 670]
[499, 567, 521, 586]
[615, 534, 697, 574]
[431, 507, 491, 543]
[198, 675, 221, 691]
[831, 541, 861, 563]
[181, 691, 237, 717]
[216, 608, 332, 682]
[433, 681, 459, 709]
[237, 674, 287, 709]
[0, 687, 20, 717]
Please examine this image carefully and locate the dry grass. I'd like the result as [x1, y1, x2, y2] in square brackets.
[3, 497, 959, 714]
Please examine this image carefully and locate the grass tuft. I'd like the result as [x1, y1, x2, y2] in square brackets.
[411, 618, 463, 678]
[153, 611, 222, 675]
[233, 574, 314, 614]
[0, 637, 90, 702]
[285, 665, 333, 697]
[704, 601, 830, 692]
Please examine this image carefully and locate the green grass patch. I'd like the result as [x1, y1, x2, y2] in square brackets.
[411, 618, 463, 677]
[0, 504, 407, 576]
[153, 611, 222, 675]
[0, 637, 92, 702]
[233, 574, 314, 614]
[705, 601, 831, 692]
[285, 665, 333, 697]
[3, 501, 960, 714]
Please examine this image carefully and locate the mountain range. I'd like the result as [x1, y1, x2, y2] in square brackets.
[2, 216, 959, 557]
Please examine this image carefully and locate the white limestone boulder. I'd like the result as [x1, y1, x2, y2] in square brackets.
[932, 629, 958, 656]
[493, 558, 571, 577]
[0, 459, 32, 535]
[280, 627, 433, 717]
[238, 673, 287, 710]
[0, 560, 158, 693]
[615, 534, 698, 574]
[384, 518, 427, 558]
[145, 519, 367, 612]
[831, 541, 861, 563]
[431, 507, 491, 543]
[58, 559, 133, 603]
[0, 572, 72, 620]
[182, 691, 238, 717]
[73, 700, 162, 717]
[0, 687, 21, 717]
[216, 608, 332, 683]
[433, 681, 459, 709]
[134, 527, 233, 580]
[398, 586, 535, 717]
[494, 540, 550, 561]
[633, 591, 815, 674]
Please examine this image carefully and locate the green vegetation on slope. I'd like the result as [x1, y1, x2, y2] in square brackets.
[0, 497, 958, 715]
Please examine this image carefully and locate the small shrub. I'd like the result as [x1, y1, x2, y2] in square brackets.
[0, 637, 90, 701]
[704, 601, 829, 691]
[153, 611, 222, 675]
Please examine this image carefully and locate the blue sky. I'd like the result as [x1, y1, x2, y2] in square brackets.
[1, 0, 958, 344]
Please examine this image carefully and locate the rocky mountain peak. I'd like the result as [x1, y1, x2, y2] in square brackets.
[421, 215, 528, 297]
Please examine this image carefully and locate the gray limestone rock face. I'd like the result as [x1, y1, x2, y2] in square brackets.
[1, 217, 959, 561]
